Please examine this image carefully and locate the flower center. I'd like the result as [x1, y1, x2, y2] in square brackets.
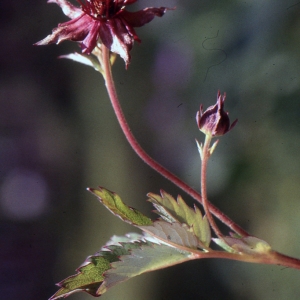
[78, 0, 121, 20]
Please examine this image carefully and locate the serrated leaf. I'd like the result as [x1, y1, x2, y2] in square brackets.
[151, 202, 178, 223]
[50, 236, 194, 299]
[148, 191, 211, 247]
[106, 233, 145, 245]
[89, 187, 152, 226]
[50, 252, 116, 299]
[140, 220, 199, 249]
[99, 242, 193, 294]
[50, 239, 148, 299]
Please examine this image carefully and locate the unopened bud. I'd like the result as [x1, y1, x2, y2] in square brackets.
[196, 91, 237, 137]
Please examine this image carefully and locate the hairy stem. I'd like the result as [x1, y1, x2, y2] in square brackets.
[200, 135, 224, 239]
[100, 45, 248, 237]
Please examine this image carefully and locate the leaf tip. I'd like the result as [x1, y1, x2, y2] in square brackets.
[159, 189, 169, 198]
[88, 186, 109, 196]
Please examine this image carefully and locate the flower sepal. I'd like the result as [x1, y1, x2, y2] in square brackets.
[60, 52, 103, 72]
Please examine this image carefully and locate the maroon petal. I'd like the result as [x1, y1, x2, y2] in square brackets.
[35, 14, 94, 47]
[99, 19, 134, 66]
[48, 0, 82, 19]
[119, 16, 141, 43]
[81, 21, 101, 54]
[120, 7, 169, 27]
[36, 0, 173, 67]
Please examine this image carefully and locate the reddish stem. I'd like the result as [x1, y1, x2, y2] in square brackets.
[193, 250, 300, 270]
[200, 135, 224, 239]
[101, 45, 248, 237]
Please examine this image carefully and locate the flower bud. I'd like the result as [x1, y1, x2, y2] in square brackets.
[196, 91, 237, 137]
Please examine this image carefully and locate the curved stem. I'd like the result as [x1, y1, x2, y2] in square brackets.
[100, 45, 248, 237]
[201, 135, 224, 239]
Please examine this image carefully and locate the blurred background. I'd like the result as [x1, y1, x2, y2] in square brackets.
[1, 0, 300, 299]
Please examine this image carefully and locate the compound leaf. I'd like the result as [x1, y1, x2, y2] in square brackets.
[140, 220, 199, 249]
[89, 187, 152, 226]
[148, 191, 211, 247]
[99, 241, 193, 294]
[49, 250, 119, 299]
[50, 234, 194, 299]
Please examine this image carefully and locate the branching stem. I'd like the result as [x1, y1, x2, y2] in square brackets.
[100, 45, 248, 237]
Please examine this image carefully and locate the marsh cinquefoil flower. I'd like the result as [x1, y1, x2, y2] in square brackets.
[36, 0, 170, 66]
[196, 91, 238, 137]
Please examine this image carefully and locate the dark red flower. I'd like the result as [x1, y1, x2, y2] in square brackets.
[35, 0, 170, 66]
[196, 91, 238, 137]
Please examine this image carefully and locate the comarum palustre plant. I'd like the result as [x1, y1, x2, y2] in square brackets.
[35, 1, 300, 299]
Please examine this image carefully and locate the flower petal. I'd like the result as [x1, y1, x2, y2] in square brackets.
[99, 19, 133, 66]
[120, 7, 169, 27]
[48, 0, 82, 19]
[35, 14, 94, 47]
[81, 21, 101, 54]
[36, 0, 173, 66]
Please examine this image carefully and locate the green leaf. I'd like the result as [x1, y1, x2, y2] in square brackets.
[99, 241, 194, 294]
[89, 187, 152, 226]
[107, 232, 145, 245]
[151, 201, 178, 223]
[50, 237, 147, 299]
[140, 220, 199, 249]
[50, 252, 117, 299]
[148, 191, 211, 247]
[50, 234, 194, 299]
